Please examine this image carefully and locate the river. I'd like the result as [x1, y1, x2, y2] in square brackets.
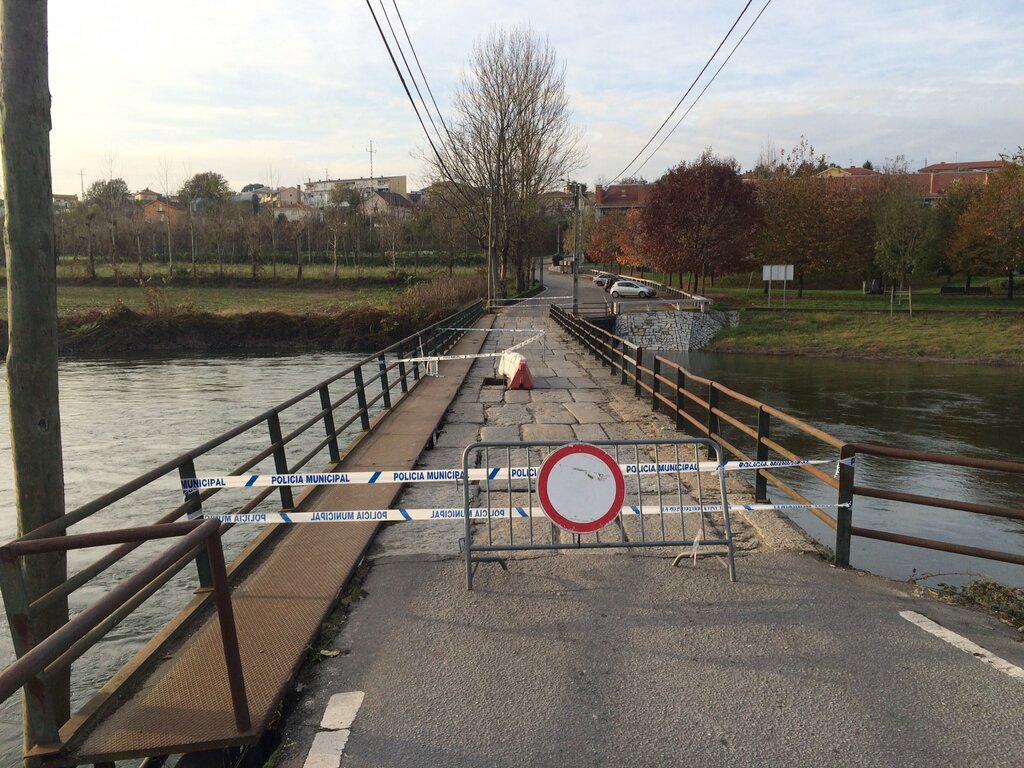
[0, 350, 1022, 765]
[0, 352, 365, 767]
[668, 350, 1024, 588]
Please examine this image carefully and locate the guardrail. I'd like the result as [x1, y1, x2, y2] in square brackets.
[551, 305, 1024, 571]
[583, 268, 712, 311]
[0, 299, 483, 755]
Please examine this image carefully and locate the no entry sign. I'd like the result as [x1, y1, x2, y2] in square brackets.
[537, 444, 626, 534]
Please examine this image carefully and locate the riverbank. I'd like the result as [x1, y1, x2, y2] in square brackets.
[0, 274, 486, 356]
[707, 309, 1024, 365]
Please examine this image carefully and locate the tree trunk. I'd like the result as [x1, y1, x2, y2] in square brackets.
[1, 0, 71, 745]
[1008, 271, 1014, 301]
[295, 236, 303, 283]
[137, 232, 143, 282]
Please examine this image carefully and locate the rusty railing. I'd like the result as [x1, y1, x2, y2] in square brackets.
[0, 300, 483, 756]
[551, 304, 1024, 571]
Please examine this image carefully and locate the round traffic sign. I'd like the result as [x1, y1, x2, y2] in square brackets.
[537, 443, 625, 534]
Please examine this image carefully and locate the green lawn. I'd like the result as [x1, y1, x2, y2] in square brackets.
[709, 310, 1024, 364]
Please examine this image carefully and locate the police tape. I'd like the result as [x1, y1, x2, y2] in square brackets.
[398, 329, 544, 365]
[180, 457, 854, 493]
[205, 501, 851, 525]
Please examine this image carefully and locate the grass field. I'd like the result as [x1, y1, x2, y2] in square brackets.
[708, 310, 1024, 364]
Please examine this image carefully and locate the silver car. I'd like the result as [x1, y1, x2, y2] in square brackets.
[609, 280, 656, 298]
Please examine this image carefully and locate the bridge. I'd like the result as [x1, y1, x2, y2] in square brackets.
[1, 270, 1022, 767]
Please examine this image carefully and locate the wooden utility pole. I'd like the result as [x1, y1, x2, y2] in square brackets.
[0, 0, 71, 751]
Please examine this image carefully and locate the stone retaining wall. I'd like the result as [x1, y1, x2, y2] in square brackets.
[614, 309, 739, 350]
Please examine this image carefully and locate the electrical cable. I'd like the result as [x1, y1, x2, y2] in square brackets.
[377, 1, 448, 154]
[390, 0, 457, 145]
[364, 0, 476, 209]
[609, 0, 754, 185]
[630, 0, 773, 179]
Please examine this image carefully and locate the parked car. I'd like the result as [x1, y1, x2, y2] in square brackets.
[609, 280, 656, 298]
[593, 273, 616, 287]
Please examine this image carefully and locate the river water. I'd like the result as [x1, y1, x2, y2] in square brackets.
[1, 351, 1022, 765]
[0, 352, 364, 767]
[667, 351, 1024, 588]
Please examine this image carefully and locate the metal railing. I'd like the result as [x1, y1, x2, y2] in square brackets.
[551, 304, 1024, 571]
[583, 268, 712, 311]
[0, 299, 483, 754]
[0, 520, 249, 753]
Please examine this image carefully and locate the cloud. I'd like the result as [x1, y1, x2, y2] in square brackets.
[18, 0, 1021, 196]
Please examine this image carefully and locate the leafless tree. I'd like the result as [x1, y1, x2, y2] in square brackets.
[425, 26, 586, 296]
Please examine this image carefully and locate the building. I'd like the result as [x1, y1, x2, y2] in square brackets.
[918, 160, 1009, 175]
[52, 193, 78, 213]
[359, 190, 414, 221]
[272, 203, 317, 222]
[133, 188, 160, 202]
[593, 183, 653, 219]
[142, 199, 187, 226]
[304, 175, 408, 208]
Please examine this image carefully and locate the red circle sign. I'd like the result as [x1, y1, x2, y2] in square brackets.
[537, 444, 626, 534]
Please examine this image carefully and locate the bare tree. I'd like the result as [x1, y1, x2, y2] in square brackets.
[1, 0, 70, 746]
[425, 26, 586, 296]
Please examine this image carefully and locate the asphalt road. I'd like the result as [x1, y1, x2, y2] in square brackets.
[276, 550, 1024, 767]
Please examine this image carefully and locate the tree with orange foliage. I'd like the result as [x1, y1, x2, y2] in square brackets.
[950, 160, 1023, 299]
[754, 138, 870, 296]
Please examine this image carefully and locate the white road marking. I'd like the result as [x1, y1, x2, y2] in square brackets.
[321, 691, 365, 731]
[899, 610, 1024, 682]
[303, 690, 365, 768]
[304, 730, 350, 768]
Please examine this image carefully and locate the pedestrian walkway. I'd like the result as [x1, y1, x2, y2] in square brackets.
[367, 288, 804, 565]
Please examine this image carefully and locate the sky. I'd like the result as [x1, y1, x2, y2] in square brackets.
[17, 0, 1024, 198]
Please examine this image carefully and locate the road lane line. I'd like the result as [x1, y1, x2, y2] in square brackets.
[321, 691, 365, 731]
[899, 610, 1024, 682]
[303, 690, 365, 768]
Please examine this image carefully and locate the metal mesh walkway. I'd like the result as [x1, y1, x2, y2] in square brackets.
[52, 318, 493, 766]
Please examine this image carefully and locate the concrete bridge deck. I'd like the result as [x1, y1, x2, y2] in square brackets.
[266, 273, 1023, 767]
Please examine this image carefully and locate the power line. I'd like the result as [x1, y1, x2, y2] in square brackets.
[610, 0, 754, 185]
[363, 0, 474, 208]
[630, 0, 773, 179]
[390, 0, 456, 146]
[377, 1, 448, 152]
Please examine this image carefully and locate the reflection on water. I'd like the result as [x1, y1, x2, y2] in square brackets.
[0, 352, 363, 767]
[666, 351, 1024, 587]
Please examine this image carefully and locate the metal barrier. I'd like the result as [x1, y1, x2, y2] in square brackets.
[0, 519, 249, 753]
[582, 268, 711, 311]
[461, 438, 736, 589]
[551, 304, 1024, 572]
[0, 299, 483, 755]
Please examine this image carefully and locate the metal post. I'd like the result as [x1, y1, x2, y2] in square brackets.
[178, 460, 213, 589]
[396, 343, 409, 394]
[572, 182, 580, 315]
[267, 413, 294, 509]
[835, 444, 856, 567]
[755, 407, 770, 502]
[378, 354, 392, 409]
[652, 357, 661, 413]
[205, 533, 251, 732]
[707, 384, 720, 441]
[0, 547, 61, 750]
[319, 385, 341, 464]
[353, 366, 371, 431]
[634, 347, 643, 399]
[674, 368, 685, 431]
